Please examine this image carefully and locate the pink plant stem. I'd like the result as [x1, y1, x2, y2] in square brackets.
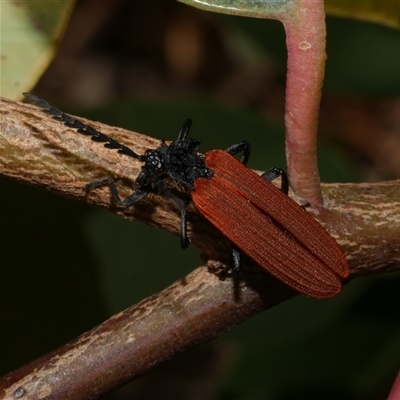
[387, 370, 400, 400]
[281, 0, 326, 206]
[179, 0, 328, 206]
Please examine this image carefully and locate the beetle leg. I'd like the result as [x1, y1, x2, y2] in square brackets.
[231, 247, 241, 272]
[224, 141, 251, 165]
[221, 246, 242, 274]
[156, 182, 190, 249]
[176, 196, 190, 249]
[260, 168, 295, 239]
[85, 178, 150, 206]
[261, 167, 289, 195]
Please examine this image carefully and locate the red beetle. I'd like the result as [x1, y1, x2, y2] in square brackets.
[24, 93, 349, 298]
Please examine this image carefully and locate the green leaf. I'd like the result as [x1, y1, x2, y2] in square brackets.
[326, 0, 400, 29]
[179, 0, 400, 29]
[177, 0, 293, 18]
[0, 0, 76, 99]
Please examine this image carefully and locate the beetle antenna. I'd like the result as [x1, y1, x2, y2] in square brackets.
[23, 93, 142, 160]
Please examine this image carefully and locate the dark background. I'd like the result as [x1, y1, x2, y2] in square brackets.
[1, 1, 400, 399]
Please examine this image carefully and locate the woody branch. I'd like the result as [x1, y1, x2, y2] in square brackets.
[0, 96, 399, 399]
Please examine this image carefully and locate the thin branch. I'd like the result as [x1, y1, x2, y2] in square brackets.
[0, 265, 294, 400]
[1, 96, 399, 399]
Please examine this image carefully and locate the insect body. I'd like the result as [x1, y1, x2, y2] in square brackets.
[193, 150, 349, 298]
[24, 93, 349, 298]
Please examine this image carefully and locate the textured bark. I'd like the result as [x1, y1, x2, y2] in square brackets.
[1, 96, 399, 399]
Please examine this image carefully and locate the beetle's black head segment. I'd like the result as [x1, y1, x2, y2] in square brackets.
[131, 119, 213, 192]
[165, 122, 213, 188]
[142, 148, 167, 175]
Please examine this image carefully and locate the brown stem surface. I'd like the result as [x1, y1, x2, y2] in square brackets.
[1, 97, 399, 399]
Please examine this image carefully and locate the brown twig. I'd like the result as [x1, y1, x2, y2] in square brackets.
[1, 96, 399, 399]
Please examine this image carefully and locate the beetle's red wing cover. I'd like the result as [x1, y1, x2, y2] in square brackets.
[191, 150, 349, 299]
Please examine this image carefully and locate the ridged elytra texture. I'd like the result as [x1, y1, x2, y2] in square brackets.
[192, 150, 349, 299]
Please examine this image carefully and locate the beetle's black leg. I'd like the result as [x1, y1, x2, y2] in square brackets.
[167, 194, 190, 249]
[121, 188, 151, 206]
[85, 178, 125, 204]
[85, 178, 118, 197]
[162, 189, 190, 249]
[85, 178, 150, 206]
[181, 205, 188, 249]
[261, 167, 289, 194]
[231, 247, 241, 272]
[221, 246, 242, 274]
[152, 180, 190, 249]
[261, 167, 295, 239]
[178, 197, 191, 249]
[224, 141, 251, 165]
[224, 140, 288, 194]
